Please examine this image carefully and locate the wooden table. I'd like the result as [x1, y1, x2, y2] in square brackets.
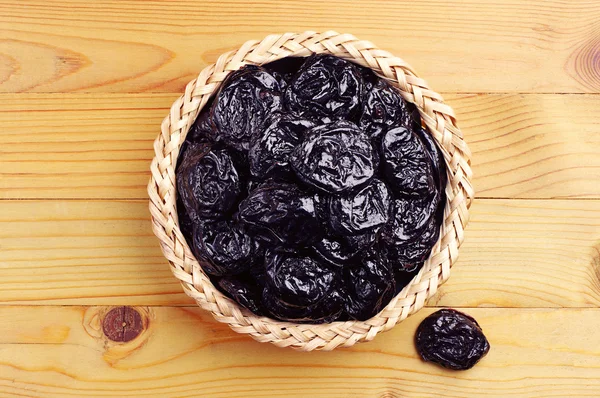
[1, 1, 600, 397]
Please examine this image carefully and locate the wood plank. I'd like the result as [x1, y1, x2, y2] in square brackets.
[0, 0, 599, 93]
[1, 199, 599, 307]
[2, 93, 600, 199]
[0, 305, 599, 397]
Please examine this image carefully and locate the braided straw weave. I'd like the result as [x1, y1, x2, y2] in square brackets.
[148, 31, 474, 351]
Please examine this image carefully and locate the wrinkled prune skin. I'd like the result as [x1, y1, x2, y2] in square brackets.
[382, 195, 440, 245]
[328, 179, 391, 235]
[414, 126, 448, 194]
[218, 276, 264, 315]
[416, 309, 490, 370]
[177, 145, 241, 221]
[248, 114, 316, 179]
[262, 285, 344, 324]
[187, 108, 216, 143]
[381, 126, 436, 198]
[212, 66, 283, 151]
[175, 57, 449, 323]
[238, 182, 321, 246]
[360, 78, 413, 141]
[264, 251, 338, 307]
[312, 233, 376, 267]
[285, 54, 363, 120]
[192, 221, 257, 276]
[291, 121, 377, 193]
[344, 249, 396, 320]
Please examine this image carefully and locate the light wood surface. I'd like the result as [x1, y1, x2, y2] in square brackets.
[2, 1, 600, 396]
[1, 306, 600, 397]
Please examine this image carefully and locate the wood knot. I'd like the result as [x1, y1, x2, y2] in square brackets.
[102, 306, 143, 342]
[566, 32, 600, 91]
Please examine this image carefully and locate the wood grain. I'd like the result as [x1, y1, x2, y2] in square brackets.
[0, 305, 599, 397]
[1, 0, 600, 93]
[2, 93, 600, 200]
[1, 199, 599, 307]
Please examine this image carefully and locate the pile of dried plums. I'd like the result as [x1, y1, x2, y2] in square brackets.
[176, 54, 447, 323]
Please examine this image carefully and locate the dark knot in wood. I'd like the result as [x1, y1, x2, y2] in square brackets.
[102, 306, 143, 342]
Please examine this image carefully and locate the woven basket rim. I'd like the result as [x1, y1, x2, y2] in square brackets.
[147, 30, 474, 351]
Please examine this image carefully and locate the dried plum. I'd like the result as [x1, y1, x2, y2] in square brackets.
[212, 65, 283, 151]
[262, 285, 344, 324]
[192, 221, 257, 276]
[248, 114, 316, 179]
[238, 182, 321, 246]
[187, 108, 216, 143]
[381, 126, 436, 198]
[360, 78, 413, 141]
[312, 233, 376, 267]
[328, 179, 391, 235]
[177, 146, 241, 221]
[382, 194, 440, 246]
[416, 309, 490, 370]
[175, 57, 449, 324]
[218, 276, 264, 315]
[291, 121, 377, 193]
[344, 249, 396, 320]
[414, 126, 447, 193]
[285, 54, 363, 119]
[264, 251, 338, 307]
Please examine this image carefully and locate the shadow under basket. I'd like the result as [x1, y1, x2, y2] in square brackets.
[148, 31, 474, 351]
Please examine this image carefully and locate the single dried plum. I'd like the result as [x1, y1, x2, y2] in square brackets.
[414, 126, 447, 193]
[382, 195, 440, 246]
[187, 108, 216, 143]
[381, 126, 436, 198]
[384, 216, 441, 270]
[262, 285, 344, 323]
[238, 182, 321, 246]
[218, 276, 264, 316]
[328, 179, 391, 235]
[285, 54, 363, 119]
[177, 146, 241, 221]
[211, 65, 283, 151]
[344, 248, 396, 321]
[248, 114, 316, 179]
[264, 251, 338, 307]
[360, 78, 413, 141]
[192, 221, 257, 276]
[291, 121, 377, 193]
[312, 232, 376, 267]
[416, 309, 490, 370]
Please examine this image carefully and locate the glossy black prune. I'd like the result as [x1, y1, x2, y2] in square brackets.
[344, 249, 396, 321]
[211, 65, 283, 151]
[416, 309, 490, 370]
[328, 179, 391, 236]
[381, 126, 436, 198]
[248, 114, 316, 179]
[291, 121, 377, 193]
[264, 251, 338, 307]
[414, 126, 448, 193]
[192, 221, 257, 276]
[177, 145, 241, 222]
[238, 182, 321, 246]
[382, 194, 440, 245]
[218, 276, 264, 316]
[285, 54, 364, 119]
[360, 78, 413, 141]
[262, 285, 344, 324]
[312, 233, 376, 267]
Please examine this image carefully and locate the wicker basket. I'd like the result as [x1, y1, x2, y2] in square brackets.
[148, 31, 473, 351]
